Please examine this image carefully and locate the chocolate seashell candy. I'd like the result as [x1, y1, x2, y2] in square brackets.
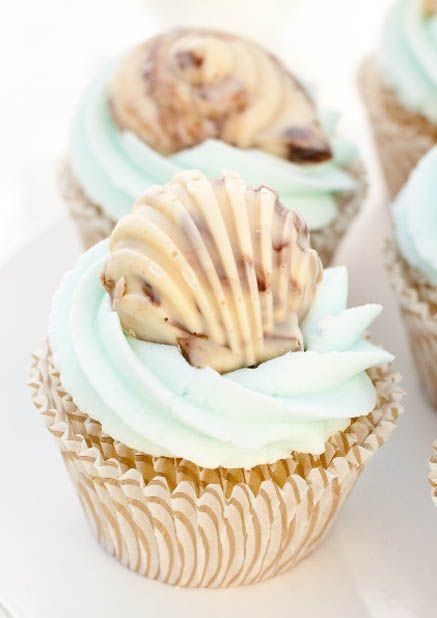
[109, 29, 332, 163]
[102, 170, 322, 373]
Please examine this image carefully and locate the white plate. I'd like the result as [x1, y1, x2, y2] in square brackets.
[0, 200, 436, 617]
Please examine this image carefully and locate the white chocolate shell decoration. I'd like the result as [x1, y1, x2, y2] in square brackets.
[422, 0, 437, 15]
[102, 170, 322, 374]
[109, 29, 332, 163]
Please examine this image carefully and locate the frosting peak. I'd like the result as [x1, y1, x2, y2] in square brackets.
[102, 170, 322, 373]
[109, 29, 332, 162]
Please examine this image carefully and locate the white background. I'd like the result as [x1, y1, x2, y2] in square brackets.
[1, 2, 437, 618]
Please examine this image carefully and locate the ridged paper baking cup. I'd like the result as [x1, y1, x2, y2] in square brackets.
[358, 56, 437, 199]
[429, 441, 437, 507]
[29, 342, 401, 587]
[385, 238, 437, 409]
[57, 162, 115, 250]
[58, 160, 365, 266]
[358, 57, 437, 200]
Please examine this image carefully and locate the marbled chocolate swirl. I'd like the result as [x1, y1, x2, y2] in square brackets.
[109, 29, 332, 163]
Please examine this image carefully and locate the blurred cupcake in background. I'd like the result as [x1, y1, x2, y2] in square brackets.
[60, 29, 366, 263]
[385, 146, 437, 407]
[32, 170, 400, 587]
[429, 440, 437, 506]
[359, 0, 437, 198]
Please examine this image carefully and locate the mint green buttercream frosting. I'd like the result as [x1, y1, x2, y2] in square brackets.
[48, 242, 393, 469]
[379, 0, 437, 123]
[393, 146, 437, 283]
[69, 63, 358, 231]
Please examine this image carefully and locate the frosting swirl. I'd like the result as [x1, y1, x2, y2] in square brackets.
[69, 61, 358, 229]
[102, 171, 322, 373]
[109, 29, 331, 162]
[393, 145, 437, 283]
[49, 242, 392, 468]
[379, 0, 437, 123]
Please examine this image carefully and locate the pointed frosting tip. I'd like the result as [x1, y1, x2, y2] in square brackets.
[109, 29, 332, 163]
[102, 170, 323, 373]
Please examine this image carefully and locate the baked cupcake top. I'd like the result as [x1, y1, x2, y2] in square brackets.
[49, 171, 392, 468]
[393, 146, 437, 283]
[69, 28, 359, 230]
[379, 0, 437, 123]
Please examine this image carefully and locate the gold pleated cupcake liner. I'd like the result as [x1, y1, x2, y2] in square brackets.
[385, 237, 437, 408]
[358, 57, 437, 200]
[429, 441, 437, 508]
[29, 341, 401, 587]
[58, 159, 366, 266]
[57, 162, 116, 250]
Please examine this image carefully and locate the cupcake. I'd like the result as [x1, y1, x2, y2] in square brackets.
[31, 171, 400, 587]
[358, 0, 437, 198]
[385, 146, 437, 407]
[61, 29, 366, 264]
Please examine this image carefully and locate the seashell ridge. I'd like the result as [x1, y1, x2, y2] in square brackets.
[102, 170, 323, 373]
